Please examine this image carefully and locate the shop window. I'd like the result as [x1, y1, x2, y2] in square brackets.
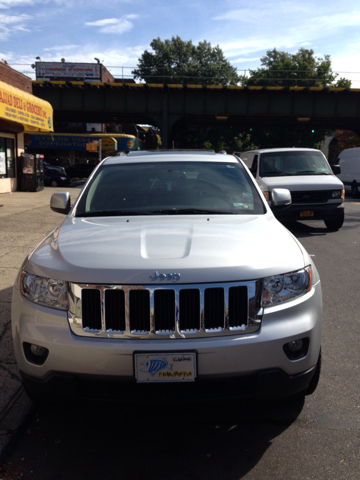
[0, 137, 15, 179]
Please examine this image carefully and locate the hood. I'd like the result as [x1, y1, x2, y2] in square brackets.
[26, 214, 306, 284]
[261, 174, 344, 190]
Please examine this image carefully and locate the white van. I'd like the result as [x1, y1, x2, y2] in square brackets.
[334, 147, 360, 198]
[241, 148, 345, 230]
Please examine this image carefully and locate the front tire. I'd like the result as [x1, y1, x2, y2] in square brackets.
[324, 211, 344, 231]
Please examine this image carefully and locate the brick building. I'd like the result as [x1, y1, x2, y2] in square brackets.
[0, 61, 32, 92]
[0, 62, 53, 193]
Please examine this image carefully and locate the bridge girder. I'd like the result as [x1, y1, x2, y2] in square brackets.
[33, 82, 360, 146]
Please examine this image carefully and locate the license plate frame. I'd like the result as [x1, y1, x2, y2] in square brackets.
[134, 352, 196, 383]
[300, 211, 314, 217]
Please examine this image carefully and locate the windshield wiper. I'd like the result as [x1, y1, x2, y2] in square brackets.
[148, 208, 237, 215]
[294, 170, 330, 175]
[78, 210, 154, 217]
[79, 208, 239, 217]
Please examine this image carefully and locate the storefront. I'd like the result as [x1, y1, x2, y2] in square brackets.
[0, 80, 53, 193]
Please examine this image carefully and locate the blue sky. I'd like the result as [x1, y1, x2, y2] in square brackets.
[1, 0, 360, 86]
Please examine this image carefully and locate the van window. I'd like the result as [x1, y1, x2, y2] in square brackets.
[251, 155, 258, 173]
[259, 151, 332, 177]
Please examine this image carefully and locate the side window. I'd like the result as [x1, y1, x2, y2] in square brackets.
[251, 155, 258, 174]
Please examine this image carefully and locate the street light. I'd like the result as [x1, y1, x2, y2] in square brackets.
[35, 56, 41, 61]
[94, 57, 100, 63]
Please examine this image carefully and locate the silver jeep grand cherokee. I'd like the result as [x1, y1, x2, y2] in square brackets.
[11, 151, 323, 402]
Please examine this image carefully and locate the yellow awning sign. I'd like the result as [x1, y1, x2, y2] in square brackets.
[101, 137, 118, 150]
[0, 80, 53, 132]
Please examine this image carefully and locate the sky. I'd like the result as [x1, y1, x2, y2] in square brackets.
[1, 0, 360, 86]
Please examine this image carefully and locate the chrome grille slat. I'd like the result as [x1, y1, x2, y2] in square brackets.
[68, 281, 263, 339]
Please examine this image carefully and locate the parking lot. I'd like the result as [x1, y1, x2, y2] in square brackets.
[0, 189, 359, 480]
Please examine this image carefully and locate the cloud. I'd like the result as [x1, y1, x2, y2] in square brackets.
[213, 1, 360, 59]
[0, 13, 31, 40]
[232, 57, 261, 63]
[85, 17, 134, 34]
[0, 0, 34, 8]
[44, 45, 79, 52]
[213, 1, 311, 22]
[85, 18, 118, 27]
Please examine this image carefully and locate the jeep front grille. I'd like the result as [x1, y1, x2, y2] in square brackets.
[68, 281, 262, 339]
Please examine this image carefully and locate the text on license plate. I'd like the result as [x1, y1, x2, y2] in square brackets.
[300, 211, 314, 217]
[135, 352, 196, 383]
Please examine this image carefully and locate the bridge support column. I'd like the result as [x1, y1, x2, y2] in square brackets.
[161, 92, 169, 149]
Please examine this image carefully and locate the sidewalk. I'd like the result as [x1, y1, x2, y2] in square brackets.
[0, 186, 82, 459]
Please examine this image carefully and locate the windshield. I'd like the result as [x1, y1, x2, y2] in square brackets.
[75, 160, 266, 216]
[259, 151, 332, 177]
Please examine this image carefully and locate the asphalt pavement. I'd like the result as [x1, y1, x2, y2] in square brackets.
[0, 185, 83, 460]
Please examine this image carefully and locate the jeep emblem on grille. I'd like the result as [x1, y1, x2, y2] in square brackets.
[150, 271, 181, 281]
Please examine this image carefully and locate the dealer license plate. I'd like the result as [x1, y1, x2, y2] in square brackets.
[300, 211, 314, 217]
[135, 352, 196, 383]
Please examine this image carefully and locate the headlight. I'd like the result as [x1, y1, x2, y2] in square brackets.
[20, 271, 68, 310]
[331, 190, 345, 199]
[261, 266, 312, 307]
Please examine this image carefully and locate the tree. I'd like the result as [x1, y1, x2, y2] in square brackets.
[173, 124, 256, 152]
[246, 126, 330, 150]
[240, 48, 352, 88]
[132, 36, 239, 85]
[328, 130, 360, 163]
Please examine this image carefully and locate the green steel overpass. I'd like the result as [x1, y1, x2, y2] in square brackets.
[32, 81, 360, 148]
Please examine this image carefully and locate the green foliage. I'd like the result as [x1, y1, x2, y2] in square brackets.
[330, 130, 360, 159]
[173, 124, 256, 152]
[132, 36, 239, 85]
[247, 126, 329, 149]
[240, 48, 352, 88]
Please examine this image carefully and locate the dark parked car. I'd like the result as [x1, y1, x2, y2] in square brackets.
[43, 166, 71, 187]
[65, 163, 96, 179]
[44, 161, 67, 176]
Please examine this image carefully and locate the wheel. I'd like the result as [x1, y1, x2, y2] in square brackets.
[51, 180, 59, 187]
[305, 349, 321, 396]
[351, 181, 359, 199]
[324, 211, 344, 231]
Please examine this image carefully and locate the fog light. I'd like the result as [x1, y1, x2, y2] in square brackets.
[288, 339, 303, 352]
[23, 342, 49, 365]
[30, 344, 47, 356]
[283, 337, 309, 361]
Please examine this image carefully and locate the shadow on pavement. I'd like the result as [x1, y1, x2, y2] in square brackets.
[2, 396, 304, 480]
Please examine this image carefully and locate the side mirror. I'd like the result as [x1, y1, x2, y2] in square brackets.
[331, 165, 341, 175]
[271, 188, 292, 211]
[50, 192, 71, 215]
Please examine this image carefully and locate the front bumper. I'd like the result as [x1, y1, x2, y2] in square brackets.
[12, 281, 323, 401]
[274, 202, 344, 222]
[20, 365, 317, 402]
